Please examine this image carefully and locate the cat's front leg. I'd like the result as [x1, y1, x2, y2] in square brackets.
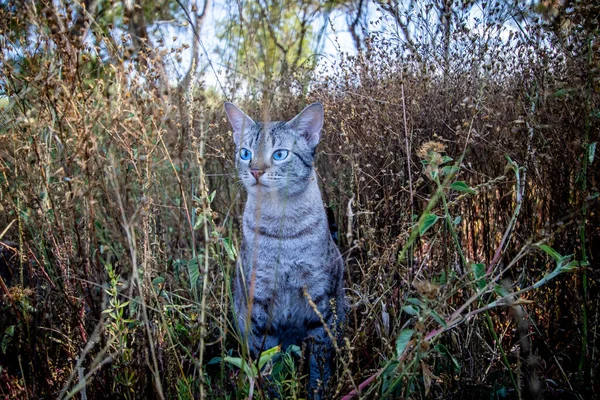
[233, 260, 249, 340]
[306, 327, 334, 400]
[247, 296, 279, 357]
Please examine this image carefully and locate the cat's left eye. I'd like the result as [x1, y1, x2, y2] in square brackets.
[240, 148, 252, 160]
[272, 149, 289, 161]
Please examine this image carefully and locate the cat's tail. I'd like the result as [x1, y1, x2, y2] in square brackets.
[326, 206, 338, 244]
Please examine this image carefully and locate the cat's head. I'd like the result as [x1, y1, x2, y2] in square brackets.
[224, 102, 323, 197]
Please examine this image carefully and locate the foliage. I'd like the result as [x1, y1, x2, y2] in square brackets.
[215, 0, 342, 101]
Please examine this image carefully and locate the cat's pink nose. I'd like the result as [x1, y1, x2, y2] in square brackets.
[251, 169, 264, 180]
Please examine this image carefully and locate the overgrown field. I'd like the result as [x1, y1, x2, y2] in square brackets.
[0, 0, 598, 399]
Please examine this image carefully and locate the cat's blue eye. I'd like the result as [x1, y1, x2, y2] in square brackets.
[239, 148, 252, 161]
[272, 149, 289, 161]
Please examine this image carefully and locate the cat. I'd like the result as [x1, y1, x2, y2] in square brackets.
[224, 102, 346, 399]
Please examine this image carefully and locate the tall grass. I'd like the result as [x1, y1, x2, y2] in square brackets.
[1, 0, 598, 399]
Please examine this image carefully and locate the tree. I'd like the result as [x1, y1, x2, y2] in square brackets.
[217, 0, 335, 99]
[0, 0, 209, 93]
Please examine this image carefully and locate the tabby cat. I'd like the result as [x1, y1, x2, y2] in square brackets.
[224, 102, 345, 399]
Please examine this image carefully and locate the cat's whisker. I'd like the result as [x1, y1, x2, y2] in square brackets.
[205, 173, 238, 178]
[231, 179, 246, 191]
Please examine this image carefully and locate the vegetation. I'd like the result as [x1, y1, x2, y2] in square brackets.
[0, 0, 598, 399]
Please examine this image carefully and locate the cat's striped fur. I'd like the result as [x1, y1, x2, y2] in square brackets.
[225, 102, 345, 399]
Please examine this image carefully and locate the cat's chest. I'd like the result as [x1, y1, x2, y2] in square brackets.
[274, 264, 330, 317]
[242, 218, 327, 261]
[240, 200, 333, 292]
[281, 262, 322, 289]
[245, 254, 329, 308]
[249, 256, 324, 289]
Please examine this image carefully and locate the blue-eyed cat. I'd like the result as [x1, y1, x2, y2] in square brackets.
[224, 102, 346, 399]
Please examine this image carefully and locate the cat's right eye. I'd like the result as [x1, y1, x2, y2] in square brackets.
[239, 148, 252, 160]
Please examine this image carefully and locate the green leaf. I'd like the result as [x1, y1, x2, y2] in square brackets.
[223, 356, 258, 378]
[441, 165, 460, 176]
[551, 88, 570, 97]
[561, 260, 588, 273]
[222, 237, 237, 261]
[402, 305, 419, 316]
[258, 345, 281, 369]
[471, 263, 487, 291]
[430, 310, 447, 327]
[208, 190, 216, 203]
[435, 344, 461, 372]
[271, 358, 284, 380]
[558, 254, 574, 266]
[493, 284, 509, 297]
[223, 357, 244, 369]
[441, 155, 453, 164]
[407, 298, 422, 307]
[537, 244, 562, 262]
[1, 325, 15, 354]
[450, 181, 476, 194]
[588, 142, 596, 164]
[395, 329, 414, 358]
[419, 213, 439, 236]
[193, 213, 206, 230]
[152, 276, 165, 286]
[437, 270, 447, 285]
[505, 155, 518, 172]
[381, 361, 400, 394]
[188, 256, 201, 289]
[286, 344, 302, 357]
[129, 298, 139, 315]
[174, 323, 188, 336]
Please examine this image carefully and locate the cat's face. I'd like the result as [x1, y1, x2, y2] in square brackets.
[224, 103, 323, 197]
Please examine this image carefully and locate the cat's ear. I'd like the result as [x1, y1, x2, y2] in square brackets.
[286, 102, 324, 148]
[224, 102, 255, 146]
